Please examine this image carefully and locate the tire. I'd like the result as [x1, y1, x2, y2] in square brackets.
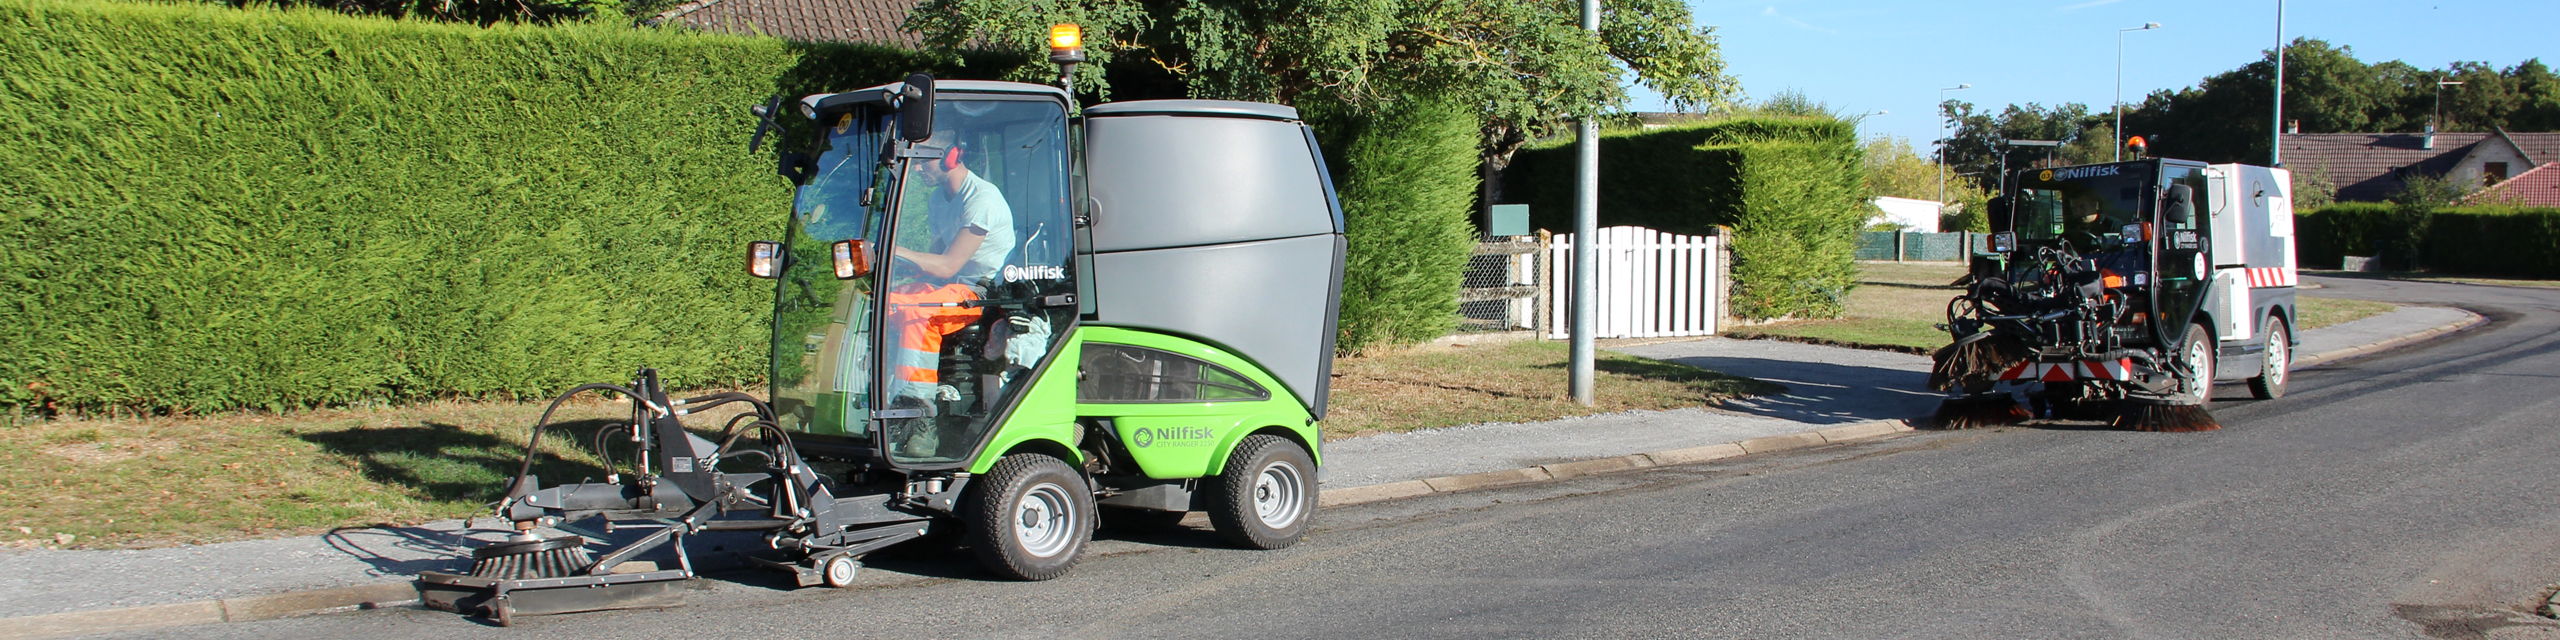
[965, 453, 1093, 581]
[1206, 435, 1315, 550]
[1100, 507, 1189, 533]
[2179, 323, 2215, 408]
[2248, 317, 2290, 400]
[820, 553, 860, 588]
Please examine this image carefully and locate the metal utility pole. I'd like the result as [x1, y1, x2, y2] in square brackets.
[2272, 0, 2285, 166]
[2116, 22, 2161, 162]
[1936, 84, 1970, 208]
[1569, 0, 1599, 406]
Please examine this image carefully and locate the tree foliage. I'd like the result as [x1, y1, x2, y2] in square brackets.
[1863, 135, 1987, 231]
[906, 0, 1738, 157]
[2114, 39, 2560, 164]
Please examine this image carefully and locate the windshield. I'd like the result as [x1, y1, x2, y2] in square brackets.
[2012, 161, 2155, 253]
[768, 95, 1076, 469]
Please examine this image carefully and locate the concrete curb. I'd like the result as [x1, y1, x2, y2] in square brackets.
[0, 307, 2476, 639]
[2292, 306, 2486, 369]
[0, 582, 415, 640]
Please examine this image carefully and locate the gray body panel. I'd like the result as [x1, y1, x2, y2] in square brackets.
[1083, 107, 1341, 252]
[1088, 234, 1345, 416]
[1080, 100, 1346, 417]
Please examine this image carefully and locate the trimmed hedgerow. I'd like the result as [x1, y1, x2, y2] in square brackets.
[1311, 99, 1483, 354]
[1502, 117, 1865, 319]
[2297, 203, 2560, 277]
[0, 0, 1000, 413]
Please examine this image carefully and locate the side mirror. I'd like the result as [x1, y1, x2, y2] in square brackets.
[832, 240, 871, 279]
[747, 241, 783, 279]
[2163, 184, 2194, 225]
[897, 73, 935, 143]
[1985, 196, 2011, 233]
[1988, 231, 2017, 254]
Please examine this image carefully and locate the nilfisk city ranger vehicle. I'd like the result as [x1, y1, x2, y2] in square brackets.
[417, 28, 1347, 624]
[1928, 144, 2297, 432]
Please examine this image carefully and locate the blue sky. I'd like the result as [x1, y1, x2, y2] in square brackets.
[1628, 0, 2560, 146]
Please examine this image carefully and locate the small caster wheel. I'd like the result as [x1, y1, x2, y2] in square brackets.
[821, 554, 860, 588]
[491, 598, 515, 627]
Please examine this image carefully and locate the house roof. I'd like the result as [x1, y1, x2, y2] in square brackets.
[651, 0, 924, 46]
[2462, 162, 2560, 207]
[2281, 130, 2560, 202]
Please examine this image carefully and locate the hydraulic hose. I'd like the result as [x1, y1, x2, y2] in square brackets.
[508, 382, 649, 500]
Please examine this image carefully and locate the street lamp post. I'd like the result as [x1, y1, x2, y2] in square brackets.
[2116, 22, 2161, 162]
[1937, 84, 1970, 208]
[2272, 0, 2285, 166]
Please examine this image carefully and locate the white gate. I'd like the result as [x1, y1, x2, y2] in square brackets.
[1544, 226, 1720, 339]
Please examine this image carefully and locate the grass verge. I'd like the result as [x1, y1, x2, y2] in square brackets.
[1722, 261, 1964, 352]
[2305, 269, 2560, 289]
[7, 341, 1769, 548]
[2, 394, 756, 550]
[1324, 339, 1781, 440]
[2296, 296, 2395, 330]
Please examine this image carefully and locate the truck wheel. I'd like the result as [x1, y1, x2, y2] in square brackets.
[966, 453, 1092, 581]
[1100, 507, 1189, 533]
[1207, 435, 1314, 550]
[2180, 323, 2215, 408]
[2248, 318, 2290, 400]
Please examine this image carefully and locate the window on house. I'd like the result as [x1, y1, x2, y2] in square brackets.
[2485, 162, 2510, 186]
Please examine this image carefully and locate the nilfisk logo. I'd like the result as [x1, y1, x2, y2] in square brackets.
[1003, 265, 1065, 282]
[2046, 165, 2122, 181]
[1129, 425, 1214, 448]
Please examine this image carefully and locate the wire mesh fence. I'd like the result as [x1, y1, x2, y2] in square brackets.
[1456, 237, 1544, 333]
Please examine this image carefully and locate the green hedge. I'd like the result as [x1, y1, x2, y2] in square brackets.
[2298, 204, 2560, 277]
[0, 0, 999, 413]
[1501, 117, 1865, 319]
[1312, 100, 1481, 354]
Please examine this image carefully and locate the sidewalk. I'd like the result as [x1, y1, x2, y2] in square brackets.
[0, 305, 2482, 638]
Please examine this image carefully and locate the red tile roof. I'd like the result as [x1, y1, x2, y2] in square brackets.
[2463, 162, 2560, 207]
[2281, 130, 2560, 202]
[652, 0, 924, 46]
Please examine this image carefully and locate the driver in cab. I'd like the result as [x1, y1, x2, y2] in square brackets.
[887, 137, 1017, 415]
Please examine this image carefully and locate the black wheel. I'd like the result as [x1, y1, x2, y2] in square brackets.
[820, 553, 860, 588]
[1206, 435, 1315, 550]
[1100, 507, 1189, 533]
[2179, 323, 2215, 408]
[966, 453, 1093, 581]
[2248, 317, 2290, 400]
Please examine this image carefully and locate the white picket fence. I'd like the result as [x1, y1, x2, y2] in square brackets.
[1543, 226, 1721, 339]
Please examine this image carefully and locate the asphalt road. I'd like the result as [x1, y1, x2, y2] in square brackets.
[131, 276, 2560, 639]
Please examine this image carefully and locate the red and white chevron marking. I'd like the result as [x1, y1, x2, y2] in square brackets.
[1995, 358, 2136, 382]
[2242, 266, 2296, 288]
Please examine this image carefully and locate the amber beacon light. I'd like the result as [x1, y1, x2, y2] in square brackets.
[1049, 24, 1085, 63]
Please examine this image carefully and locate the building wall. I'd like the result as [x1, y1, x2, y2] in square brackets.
[2451, 139, 2534, 190]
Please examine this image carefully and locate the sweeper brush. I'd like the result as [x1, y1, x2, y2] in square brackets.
[2111, 398, 2222, 432]
[1928, 394, 2033, 430]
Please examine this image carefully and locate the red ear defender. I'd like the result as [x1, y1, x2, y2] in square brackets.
[941, 146, 963, 171]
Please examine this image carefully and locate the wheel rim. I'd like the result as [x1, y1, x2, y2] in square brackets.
[826, 556, 856, 585]
[1014, 482, 1078, 558]
[2264, 328, 2289, 387]
[2186, 335, 2214, 403]
[1251, 461, 1306, 530]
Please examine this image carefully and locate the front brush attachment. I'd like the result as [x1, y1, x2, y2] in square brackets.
[2110, 397, 2222, 432]
[1928, 394, 2032, 430]
[466, 535, 594, 580]
[418, 533, 691, 627]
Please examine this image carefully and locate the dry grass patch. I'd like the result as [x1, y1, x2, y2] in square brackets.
[2, 392, 760, 549]
[1324, 339, 1780, 440]
[2297, 296, 2395, 330]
